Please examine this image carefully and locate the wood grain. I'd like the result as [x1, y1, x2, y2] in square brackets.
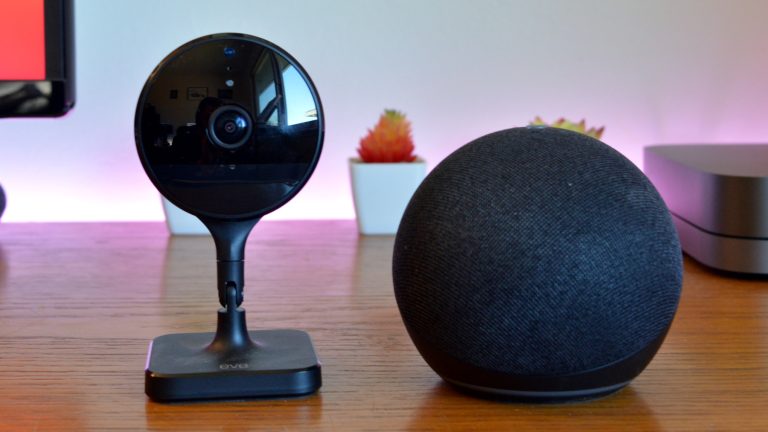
[0, 220, 766, 431]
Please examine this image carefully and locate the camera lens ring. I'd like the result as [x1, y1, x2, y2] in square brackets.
[208, 105, 253, 150]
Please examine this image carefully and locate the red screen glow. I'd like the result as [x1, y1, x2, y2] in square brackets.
[0, 0, 46, 80]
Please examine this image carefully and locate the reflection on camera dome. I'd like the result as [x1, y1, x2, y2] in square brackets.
[136, 35, 323, 218]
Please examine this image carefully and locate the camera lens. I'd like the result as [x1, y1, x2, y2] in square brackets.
[208, 105, 252, 149]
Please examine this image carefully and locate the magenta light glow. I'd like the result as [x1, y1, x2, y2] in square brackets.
[2, 1, 768, 222]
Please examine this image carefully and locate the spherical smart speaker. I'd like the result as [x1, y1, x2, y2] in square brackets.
[393, 126, 682, 402]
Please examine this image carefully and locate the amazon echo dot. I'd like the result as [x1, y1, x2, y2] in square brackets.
[393, 126, 682, 402]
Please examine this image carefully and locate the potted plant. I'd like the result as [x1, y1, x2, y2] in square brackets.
[350, 109, 426, 235]
[529, 116, 605, 139]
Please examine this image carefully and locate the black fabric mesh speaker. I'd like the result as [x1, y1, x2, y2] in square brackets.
[393, 126, 682, 401]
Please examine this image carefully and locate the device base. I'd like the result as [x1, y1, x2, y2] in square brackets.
[145, 329, 321, 402]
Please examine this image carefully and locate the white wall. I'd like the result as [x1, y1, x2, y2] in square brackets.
[2, 0, 768, 222]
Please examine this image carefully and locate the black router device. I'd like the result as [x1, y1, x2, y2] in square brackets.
[134, 33, 324, 401]
[645, 144, 768, 274]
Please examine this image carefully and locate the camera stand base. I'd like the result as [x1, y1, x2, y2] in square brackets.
[145, 329, 321, 402]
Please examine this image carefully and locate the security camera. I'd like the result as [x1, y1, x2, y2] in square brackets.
[135, 33, 323, 220]
[135, 33, 324, 402]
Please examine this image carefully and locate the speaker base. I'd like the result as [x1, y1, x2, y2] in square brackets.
[444, 377, 628, 403]
[406, 326, 669, 404]
[145, 329, 321, 402]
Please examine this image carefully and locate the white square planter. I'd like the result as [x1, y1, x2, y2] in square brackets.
[350, 158, 427, 235]
[162, 197, 209, 235]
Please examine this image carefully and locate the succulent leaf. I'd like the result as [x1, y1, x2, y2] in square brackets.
[358, 109, 417, 163]
[530, 117, 605, 140]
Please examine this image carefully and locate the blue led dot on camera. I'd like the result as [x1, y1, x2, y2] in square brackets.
[223, 47, 236, 58]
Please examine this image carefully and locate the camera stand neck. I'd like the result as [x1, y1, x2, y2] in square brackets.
[201, 217, 259, 352]
[208, 280, 254, 352]
[202, 217, 259, 307]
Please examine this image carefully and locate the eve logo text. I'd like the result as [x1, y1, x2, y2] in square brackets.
[219, 362, 249, 370]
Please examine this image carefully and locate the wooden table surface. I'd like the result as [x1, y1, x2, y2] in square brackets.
[0, 220, 766, 431]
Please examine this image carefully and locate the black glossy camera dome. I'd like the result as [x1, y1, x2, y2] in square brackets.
[135, 33, 324, 219]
